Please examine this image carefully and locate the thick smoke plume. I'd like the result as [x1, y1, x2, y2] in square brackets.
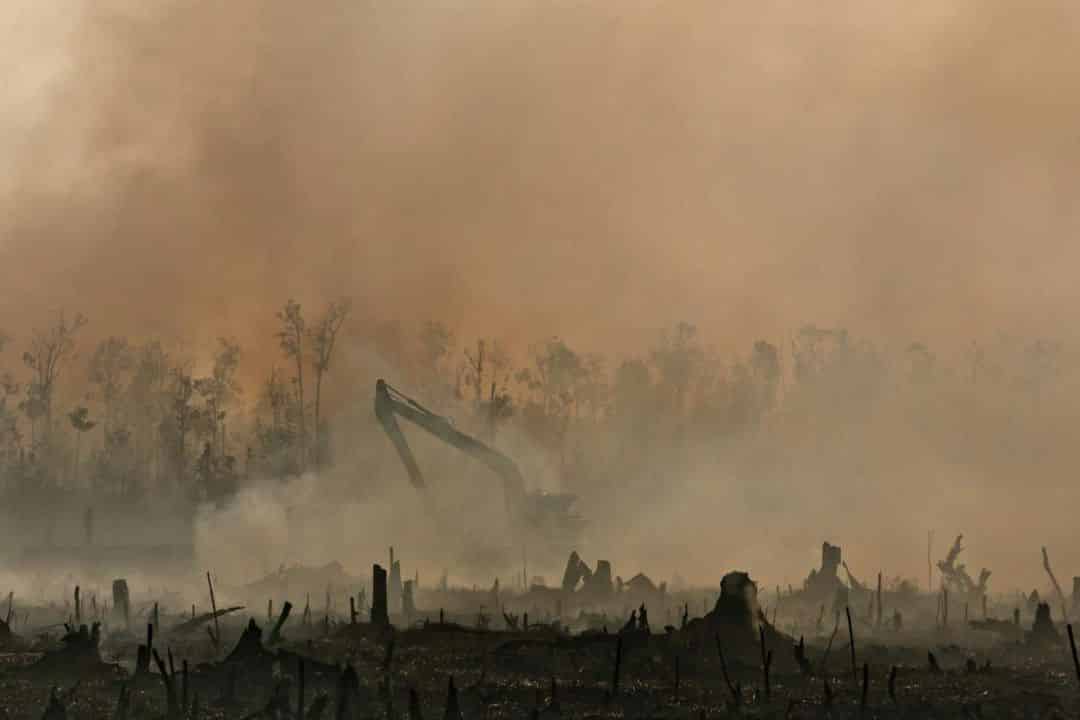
[2, 0, 1080, 589]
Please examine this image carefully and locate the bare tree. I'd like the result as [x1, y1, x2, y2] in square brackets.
[276, 300, 307, 470]
[161, 367, 195, 489]
[22, 312, 87, 449]
[89, 336, 134, 434]
[67, 407, 96, 486]
[464, 339, 486, 411]
[128, 341, 169, 487]
[309, 299, 350, 467]
[194, 339, 241, 457]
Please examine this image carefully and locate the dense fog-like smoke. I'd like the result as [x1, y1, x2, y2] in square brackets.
[2, 0, 1080, 590]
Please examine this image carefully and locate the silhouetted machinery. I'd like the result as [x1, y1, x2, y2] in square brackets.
[375, 379, 583, 555]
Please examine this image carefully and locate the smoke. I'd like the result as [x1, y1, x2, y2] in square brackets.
[3, 0, 1080, 589]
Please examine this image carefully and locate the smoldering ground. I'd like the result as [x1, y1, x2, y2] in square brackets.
[1, 0, 1080, 591]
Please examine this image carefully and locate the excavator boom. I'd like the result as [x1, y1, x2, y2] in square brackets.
[374, 379, 525, 509]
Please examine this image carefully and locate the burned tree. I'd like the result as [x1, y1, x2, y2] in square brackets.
[309, 298, 349, 467]
[66, 407, 95, 486]
[937, 535, 991, 603]
[276, 299, 308, 470]
[161, 367, 196, 490]
[22, 311, 87, 452]
[88, 336, 134, 435]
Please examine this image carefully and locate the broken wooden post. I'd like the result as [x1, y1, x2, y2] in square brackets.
[794, 636, 812, 676]
[269, 601, 293, 645]
[403, 579, 416, 618]
[1068, 624, 1080, 686]
[206, 572, 220, 651]
[928, 651, 942, 674]
[674, 654, 680, 697]
[297, 656, 306, 720]
[350, 596, 357, 625]
[846, 606, 857, 684]
[372, 564, 389, 626]
[1043, 547, 1070, 621]
[876, 572, 883, 629]
[74, 586, 81, 625]
[135, 645, 149, 676]
[888, 666, 897, 703]
[715, 635, 739, 707]
[759, 625, 772, 699]
[139, 622, 154, 674]
[389, 547, 403, 615]
[152, 649, 178, 719]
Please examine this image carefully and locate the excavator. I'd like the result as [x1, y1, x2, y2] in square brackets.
[374, 379, 583, 552]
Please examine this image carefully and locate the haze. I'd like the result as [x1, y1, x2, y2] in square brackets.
[0, 0, 1079, 591]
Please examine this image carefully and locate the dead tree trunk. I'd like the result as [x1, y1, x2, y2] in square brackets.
[111, 582, 129, 634]
[372, 565, 389, 626]
[1042, 547, 1069, 621]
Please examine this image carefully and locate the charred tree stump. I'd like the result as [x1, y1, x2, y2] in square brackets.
[112, 582, 131, 634]
[794, 636, 812, 676]
[443, 676, 462, 720]
[876, 573, 883, 629]
[207, 572, 221, 650]
[408, 688, 424, 720]
[759, 625, 772, 699]
[334, 664, 359, 720]
[403, 580, 416, 619]
[1068, 624, 1080, 686]
[135, 623, 154, 676]
[152, 649, 178, 719]
[1029, 602, 1061, 647]
[297, 657, 306, 720]
[372, 565, 390, 626]
[927, 651, 942, 674]
[846, 606, 857, 684]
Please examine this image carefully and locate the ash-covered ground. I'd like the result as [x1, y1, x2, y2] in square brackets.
[2, 541, 1080, 719]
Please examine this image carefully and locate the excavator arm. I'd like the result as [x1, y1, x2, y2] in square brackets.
[374, 379, 526, 512]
